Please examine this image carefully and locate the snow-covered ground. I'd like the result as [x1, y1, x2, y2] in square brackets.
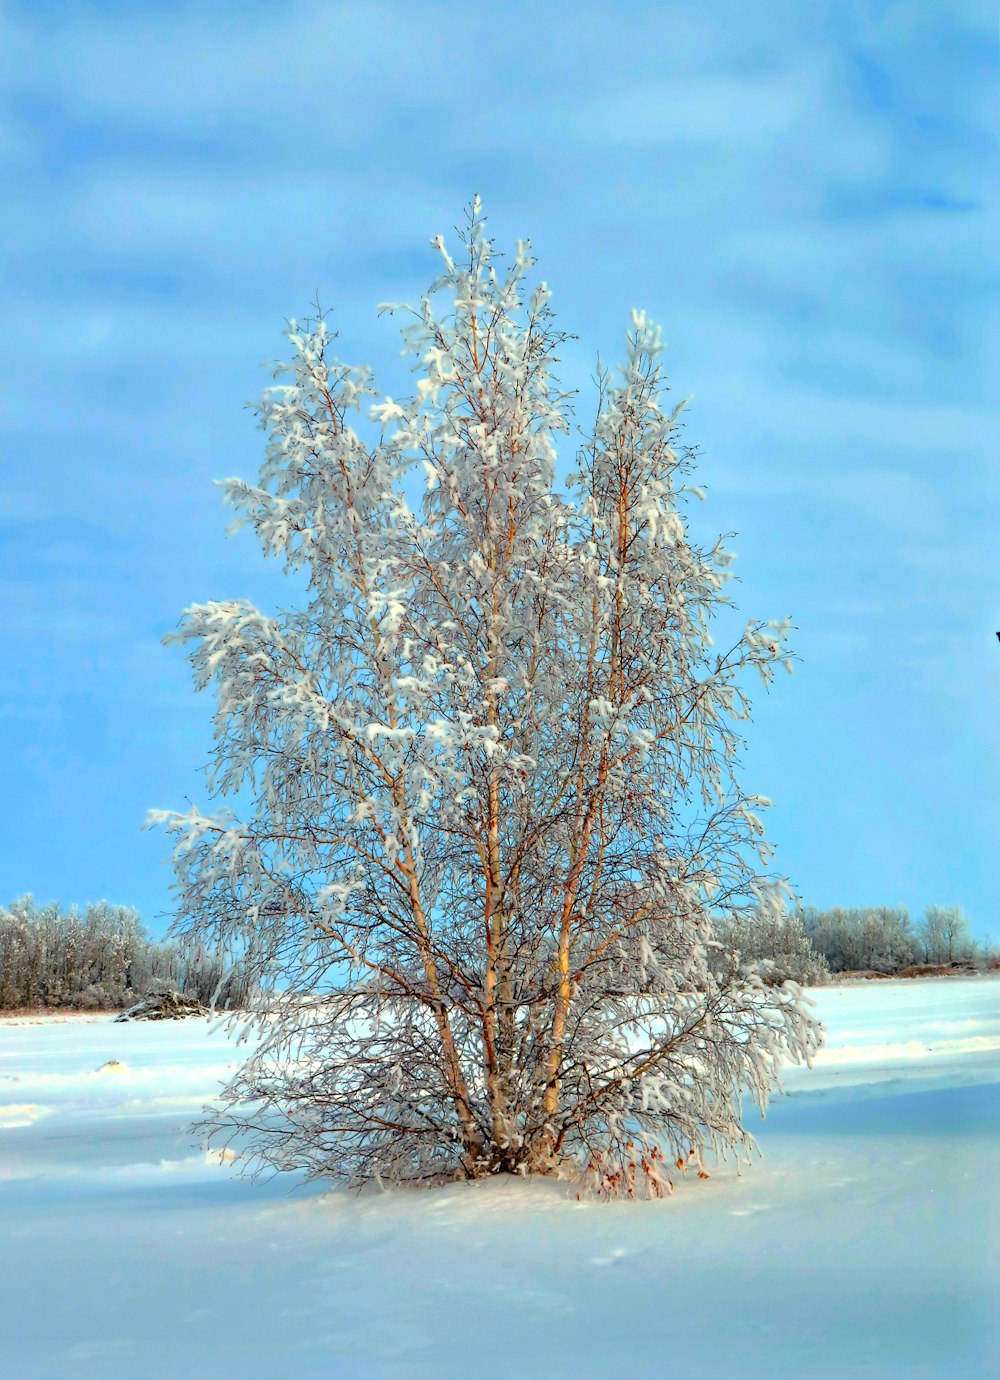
[1, 978, 997, 1379]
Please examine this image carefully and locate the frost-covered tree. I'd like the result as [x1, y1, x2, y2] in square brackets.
[800, 905, 920, 974]
[152, 201, 821, 1195]
[717, 907, 829, 987]
[918, 906, 972, 965]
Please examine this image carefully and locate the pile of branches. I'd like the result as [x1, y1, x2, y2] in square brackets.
[115, 990, 210, 1021]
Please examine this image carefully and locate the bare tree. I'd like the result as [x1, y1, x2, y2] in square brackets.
[152, 201, 820, 1194]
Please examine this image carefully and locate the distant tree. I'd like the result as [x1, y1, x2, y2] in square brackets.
[799, 905, 918, 974]
[717, 907, 829, 987]
[154, 201, 820, 1194]
[918, 906, 972, 965]
[859, 906, 919, 972]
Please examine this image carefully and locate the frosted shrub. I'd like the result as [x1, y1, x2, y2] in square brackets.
[153, 202, 821, 1194]
[717, 909, 829, 987]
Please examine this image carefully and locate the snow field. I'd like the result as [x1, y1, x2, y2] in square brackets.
[1, 976, 997, 1379]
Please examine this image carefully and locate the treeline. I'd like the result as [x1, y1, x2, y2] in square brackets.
[799, 904, 981, 976]
[721, 904, 995, 986]
[0, 896, 251, 1012]
[3, 894, 992, 1009]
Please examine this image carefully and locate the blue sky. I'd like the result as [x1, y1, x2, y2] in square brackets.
[2, 0, 996, 941]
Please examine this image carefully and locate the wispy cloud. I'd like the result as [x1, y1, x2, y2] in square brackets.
[1, 0, 995, 929]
